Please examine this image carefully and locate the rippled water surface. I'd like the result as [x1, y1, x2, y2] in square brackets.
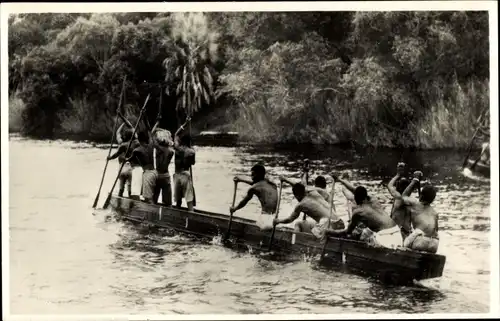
[8, 136, 492, 314]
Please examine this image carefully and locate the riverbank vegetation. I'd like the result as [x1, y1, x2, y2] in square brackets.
[8, 11, 489, 148]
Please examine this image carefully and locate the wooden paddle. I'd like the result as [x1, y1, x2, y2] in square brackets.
[267, 181, 283, 252]
[92, 76, 127, 209]
[320, 179, 336, 258]
[103, 93, 151, 209]
[188, 119, 197, 207]
[301, 158, 310, 221]
[462, 108, 487, 168]
[223, 180, 238, 242]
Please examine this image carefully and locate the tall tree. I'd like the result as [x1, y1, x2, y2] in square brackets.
[163, 13, 219, 121]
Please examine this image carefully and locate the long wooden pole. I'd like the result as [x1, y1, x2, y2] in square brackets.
[320, 180, 336, 258]
[92, 76, 127, 209]
[188, 119, 197, 207]
[267, 182, 283, 251]
[302, 159, 309, 221]
[103, 94, 151, 209]
[223, 181, 238, 242]
[462, 108, 487, 168]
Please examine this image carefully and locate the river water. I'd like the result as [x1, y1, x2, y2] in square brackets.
[8, 136, 492, 315]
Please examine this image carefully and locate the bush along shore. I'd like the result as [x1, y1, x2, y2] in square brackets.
[8, 12, 489, 149]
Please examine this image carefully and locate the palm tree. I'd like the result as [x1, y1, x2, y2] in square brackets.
[163, 13, 218, 123]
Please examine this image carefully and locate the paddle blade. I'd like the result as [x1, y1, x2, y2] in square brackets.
[92, 192, 100, 209]
[102, 193, 112, 210]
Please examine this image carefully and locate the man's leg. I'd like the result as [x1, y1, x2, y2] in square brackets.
[118, 176, 125, 197]
[126, 177, 132, 198]
[142, 170, 157, 203]
[162, 179, 173, 206]
[185, 174, 195, 212]
[153, 179, 161, 204]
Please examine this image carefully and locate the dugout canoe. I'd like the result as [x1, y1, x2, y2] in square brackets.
[107, 195, 446, 285]
[466, 159, 490, 177]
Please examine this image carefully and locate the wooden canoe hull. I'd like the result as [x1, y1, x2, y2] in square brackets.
[108, 195, 446, 284]
[467, 159, 490, 177]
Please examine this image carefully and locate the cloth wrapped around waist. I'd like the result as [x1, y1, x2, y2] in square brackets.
[360, 225, 403, 249]
[311, 217, 332, 240]
[141, 169, 158, 199]
[403, 228, 439, 253]
[255, 212, 275, 231]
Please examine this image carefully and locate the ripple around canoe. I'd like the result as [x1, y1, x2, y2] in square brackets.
[8, 137, 491, 314]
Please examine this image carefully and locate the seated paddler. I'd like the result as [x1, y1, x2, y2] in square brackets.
[273, 183, 345, 240]
[230, 164, 278, 230]
[390, 170, 440, 254]
[328, 173, 403, 249]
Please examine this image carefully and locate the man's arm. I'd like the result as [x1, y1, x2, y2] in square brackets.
[234, 176, 254, 186]
[124, 149, 139, 163]
[108, 145, 126, 160]
[118, 113, 134, 129]
[331, 173, 357, 194]
[387, 174, 402, 198]
[280, 176, 298, 187]
[230, 188, 255, 213]
[402, 179, 418, 197]
[274, 204, 302, 225]
[151, 119, 160, 134]
[342, 186, 355, 202]
[328, 211, 363, 237]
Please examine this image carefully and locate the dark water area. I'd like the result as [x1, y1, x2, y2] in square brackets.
[8, 135, 491, 314]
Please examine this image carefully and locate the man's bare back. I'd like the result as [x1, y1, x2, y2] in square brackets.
[298, 190, 339, 223]
[406, 200, 438, 238]
[352, 202, 396, 232]
[328, 175, 398, 238]
[250, 180, 278, 214]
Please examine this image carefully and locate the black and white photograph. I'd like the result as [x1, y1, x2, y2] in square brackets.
[2, 1, 498, 318]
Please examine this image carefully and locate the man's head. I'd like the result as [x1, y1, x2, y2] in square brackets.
[180, 133, 192, 147]
[250, 164, 266, 183]
[354, 186, 369, 205]
[137, 130, 149, 144]
[396, 178, 410, 194]
[121, 128, 133, 142]
[419, 185, 437, 205]
[292, 183, 307, 201]
[154, 128, 173, 146]
[314, 176, 327, 189]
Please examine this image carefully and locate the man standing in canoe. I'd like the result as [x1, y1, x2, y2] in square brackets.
[387, 162, 413, 240]
[125, 130, 158, 203]
[152, 125, 175, 206]
[173, 123, 196, 212]
[388, 170, 440, 253]
[107, 117, 141, 198]
[273, 182, 345, 240]
[327, 173, 403, 249]
[230, 164, 278, 230]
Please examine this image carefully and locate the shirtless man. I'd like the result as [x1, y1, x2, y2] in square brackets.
[107, 123, 140, 198]
[480, 142, 490, 165]
[173, 125, 196, 212]
[273, 183, 345, 240]
[387, 162, 413, 240]
[125, 130, 157, 203]
[280, 175, 330, 202]
[328, 173, 403, 249]
[230, 164, 278, 230]
[152, 124, 175, 206]
[390, 170, 440, 253]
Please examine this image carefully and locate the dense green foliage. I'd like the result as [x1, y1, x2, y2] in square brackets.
[8, 12, 489, 147]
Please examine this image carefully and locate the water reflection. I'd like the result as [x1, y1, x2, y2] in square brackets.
[9, 137, 491, 314]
